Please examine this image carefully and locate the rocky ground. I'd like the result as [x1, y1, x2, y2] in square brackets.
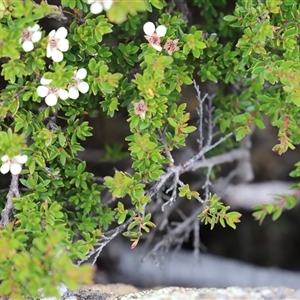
[2, 284, 300, 300]
[60, 285, 300, 300]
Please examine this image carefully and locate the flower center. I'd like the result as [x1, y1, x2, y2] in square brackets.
[49, 87, 59, 94]
[68, 76, 81, 90]
[165, 40, 175, 51]
[49, 38, 58, 50]
[21, 29, 32, 42]
[133, 100, 148, 116]
[148, 34, 161, 46]
[68, 83, 77, 90]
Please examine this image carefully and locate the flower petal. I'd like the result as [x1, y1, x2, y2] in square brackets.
[1, 155, 9, 162]
[90, 2, 103, 14]
[37, 86, 49, 97]
[78, 82, 89, 94]
[10, 163, 22, 175]
[22, 41, 34, 52]
[76, 68, 87, 80]
[51, 50, 64, 62]
[19, 155, 28, 164]
[151, 43, 162, 51]
[143, 22, 155, 36]
[69, 87, 79, 99]
[87, 0, 94, 3]
[46, 45, 52, 58]
[45, 94, 58, 106]
[0, 163, 10, 174]
[31, 31, 42, 43]
[28, 24, 40, 31]
[103, 0, 113, 10]
[55, 27, 68, 39]
[59, 89, 69, 100]
[14, 155, 28, 164]
[40, 77, 52, 85]
[57, 39, 69, 52]
[156, 25, 167, 37]
[48, 29, 56, 38]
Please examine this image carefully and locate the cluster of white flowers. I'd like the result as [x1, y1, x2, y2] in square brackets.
[68, 68, 89, 99]
[87, 0, 113, 14]
[36, 68, 89, 106]
[37, 77, 69, 107]
[143, 22, 179, 54]
[19, 24, 42, 52]
[19, 25, 69, 63]
[0, 155, 28, 175]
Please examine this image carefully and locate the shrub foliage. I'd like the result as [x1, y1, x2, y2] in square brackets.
[0, 0, 300, 298]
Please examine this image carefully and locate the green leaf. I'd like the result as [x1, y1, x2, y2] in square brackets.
[254, 118, 265, 129]
[168, 118, 178, 128]
[226, 218, 236, 229]
[223, 15, 238, 22]
[235, 126, 251, 141]
[181, 126, 196, 133]
[149, 0, 166, 9]
[117, 213, 127, 224]
[233, 114, 249, 123]
[272, 207, 282, 221]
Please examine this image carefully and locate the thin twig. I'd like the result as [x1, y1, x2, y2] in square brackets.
[142, 205, 204, 262]
[33, 3, 68, 23]
[194, 80, 209, 150]
[182, 132, 233, 169]
[157, 128, 174, 167]
[162, 169, 179, 211]
[202, 165, 213, 200]
[77, 218, 132, 266]
[187, 147, 249, 173]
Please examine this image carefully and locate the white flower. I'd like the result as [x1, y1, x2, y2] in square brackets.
[68, 68, 89, 99]
[87, 0, 113, 14]
[19, 24, 42, 52]
[46, 27, 69, 62]
[37, 77, 68, 106]
[143, 22, 167, 51]
[0, 154, 28, 175]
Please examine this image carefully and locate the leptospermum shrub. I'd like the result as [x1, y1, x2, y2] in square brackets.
[1, 0, 300, 298]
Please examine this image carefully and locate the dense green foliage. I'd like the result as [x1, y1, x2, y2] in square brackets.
[0, 0, 300, 298]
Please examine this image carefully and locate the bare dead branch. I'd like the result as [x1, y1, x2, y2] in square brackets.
[202, 165, 213, 199]
[182, 132, 233, 170]
[186, 148, 249, 173]
[33, 3, 68, 23]
[142, 205, 204, 262]
[77, 218, 132, 266]
[0, 174, 20, 227]
[161, 169, 180, 211]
